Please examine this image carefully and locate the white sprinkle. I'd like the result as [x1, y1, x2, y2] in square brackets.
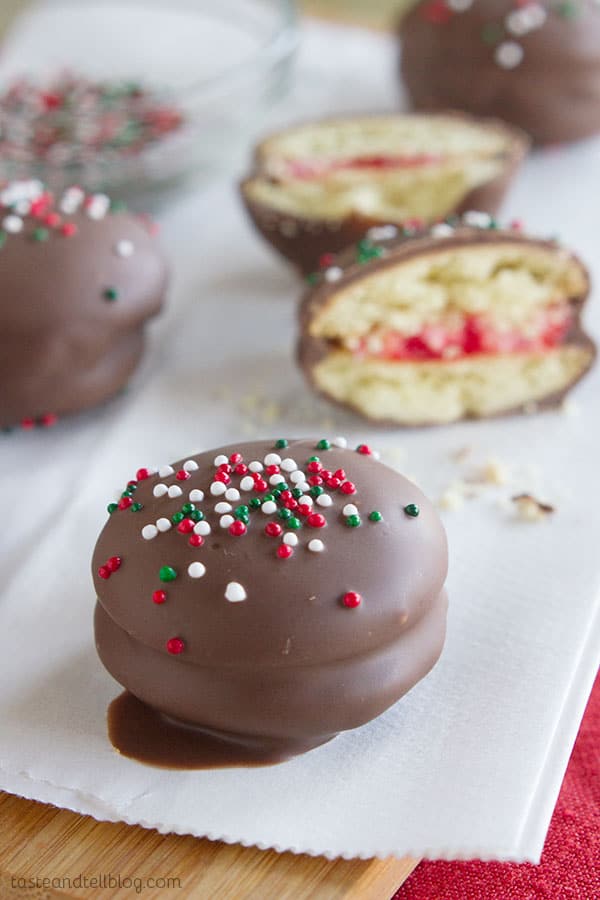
[301, 495, 314, 507]
[296, 482, 311, 493]
[115, 239, 134, 257]
[0, 179, 43, 206]
[156, 517, 172, 532]
[283, 532, 299, 546]
[317, 494, 333, 507]
[372, 450, 381, 460]
[194, 521, 211, 536]
[188, 561, 206, 578]
[225, 582, 247, 603]
[280, 458, 298, 472]
[220, 514, 234, 528]
[262, 500, 277, 515]
[215, 501, 232, 514]
[240, 476, 255, 491]
[183, 459, 199, 472]
[141, 524, 158, 540]
[86, 193, 110, 219]
[264, 453, 282, 466]
[214, 454, 228, 466]
[210, 482, 227, 496]
[290, 470, 305, 484]
[158, 465, 174, 477]
[248, 460, 264, 473]
[59, 186, 84, 214]
[167, 485, 183, 499]
[495, 40, 524, 70]
[153, 483, 168, 498]
[225, 488, 241, 501]
[431, 223, 455, 238]
[14, 199, 31, 215]
[324, 266, 343, 282]
[269, 473, 285, 485]
[2, 215, 22, 233]
[308, 539, 325, 553]
[343, 504, 358, 517]
[463, 210, 492, 229]
[366, 224, 398, 241]
[189, 489, 204, 502]
[332, 436, 347, 448]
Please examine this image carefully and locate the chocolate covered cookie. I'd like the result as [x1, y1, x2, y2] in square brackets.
[298, 215, 595, 425]
[400, 0, 600, 145]
[241, 113, 527, 274]
[0, 180, 168, 429]
[93, 438, 448, 766]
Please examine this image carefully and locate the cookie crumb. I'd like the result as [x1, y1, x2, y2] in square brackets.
[512, 493, 555, 521]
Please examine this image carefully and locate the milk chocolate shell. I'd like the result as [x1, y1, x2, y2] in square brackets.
[0, 180, 168, 429]
[400, 0, 600, 145]
[93, 438, 448, 765]
[298, 215, 595, 425]
[241, 113, 528, 275]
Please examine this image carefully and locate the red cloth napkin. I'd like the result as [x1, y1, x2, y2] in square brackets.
[394, 672, 600, 900]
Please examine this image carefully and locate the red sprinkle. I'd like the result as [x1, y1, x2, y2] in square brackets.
[356, 444, 372, 455]
[265, 464, 280, 476]
[343, 591, 362, 609]
[298, 503, 312, 517]
[280, 490, 293, 501]
[308, 475, 323, 486]
[118, 496, 133, 510]
[307, 460, 323, 473]
[98, 566, 111, 579]
[166, 637, 185, 655]
[229, 452, 243, 464]
[265, 522, 283, 537]
[229, 520, 247, 536]
[176, 518, 195, 534]
[334, 469, 346, 481]
[136, 467, 151, 481]
[44, 212, 61, 228]
[106, 556, 122, 572]
[214, 471, 230, 484]
[39, 412, 58, 427]
[20, 417, 35, 430]
[188, 534, 204, 548]
[60, 222, 77, 237]
[319, 252, 335, 269]
[218, 463, 232, 474]
[340, 482, 356, 495]
[320, 469, 332, 480]
[285, 498, 298, 510]
[307, 513, 326, 528]
[277, 544, 294, 559]
[234, 463, 248, 475]
[254, 478, 268, 492]
[175, 469, 190, 481]
[153, 589, 167, 604]
[327, 477, 341, 490]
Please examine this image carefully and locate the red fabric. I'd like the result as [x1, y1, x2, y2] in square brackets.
[394, 673, 600, 900]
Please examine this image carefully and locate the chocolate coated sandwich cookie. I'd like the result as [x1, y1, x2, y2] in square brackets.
[298, 215, 595, 425]
[0, 180, 168, 429]
[241, 112, 527, 274]
[93, 438, 448, 766]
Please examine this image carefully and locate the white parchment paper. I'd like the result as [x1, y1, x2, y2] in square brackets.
[0, 13, 599, 862]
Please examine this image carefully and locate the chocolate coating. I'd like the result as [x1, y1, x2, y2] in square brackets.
[400, 0, 600, 145]
[93, 438, 448, 763]
[0, 185, 168, 427]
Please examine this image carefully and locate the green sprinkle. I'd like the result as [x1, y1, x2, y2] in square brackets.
[306, 272, 320, 284]
[368, 510, 383, 522]
[235, 505, 249, 518]
[275, 439, 288, 449]
[0, 231, 6, 249]
[278, 508, 292, 521]
[346, 514, 361, 528]
[171, 512, 184, 524]
[557, 0, 577, 16]
[481, 23, 503, 44]
[404, 503, 420, 518]
[278, 481, 289, 492]
[32, 227, 49, 242]
[181, 502, 195, 514]
[249, 497, 262, 509]
[159, 565, 177, 583]
[103, 287, 119, 301]
[308, 456, 320, 463]
[291, 488, 303, 500]
[110, 199, 128, 213]
[316, 439, 330, 450]
[356, 239, 383, 264]
[264, 494, 275, 503]
[189, 510, 203, 522]
[310, 485, 324, 498]
[107, 502, 118, 514]
[130, 501, 143, 512]
[238, 513, 250, 525]
[488, 219, 499, 230]
[121, 489, 134, 498]
[287, 517, 301, 530]
[272, 488, 282, 499]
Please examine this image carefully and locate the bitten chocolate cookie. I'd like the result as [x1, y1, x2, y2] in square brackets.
[241, 113, 527, 274]
[298, 215, 595, 425]
[0, 180, 168, 429]
[400, 0, 600, 145]
[93, 438, 448, 766]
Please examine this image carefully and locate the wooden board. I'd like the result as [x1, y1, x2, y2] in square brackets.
[0, 792, 418, 900]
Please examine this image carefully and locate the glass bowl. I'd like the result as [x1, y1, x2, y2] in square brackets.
[0, 0, 299, 197]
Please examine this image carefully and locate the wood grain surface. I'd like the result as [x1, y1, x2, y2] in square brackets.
[0, 792, 417, 899]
